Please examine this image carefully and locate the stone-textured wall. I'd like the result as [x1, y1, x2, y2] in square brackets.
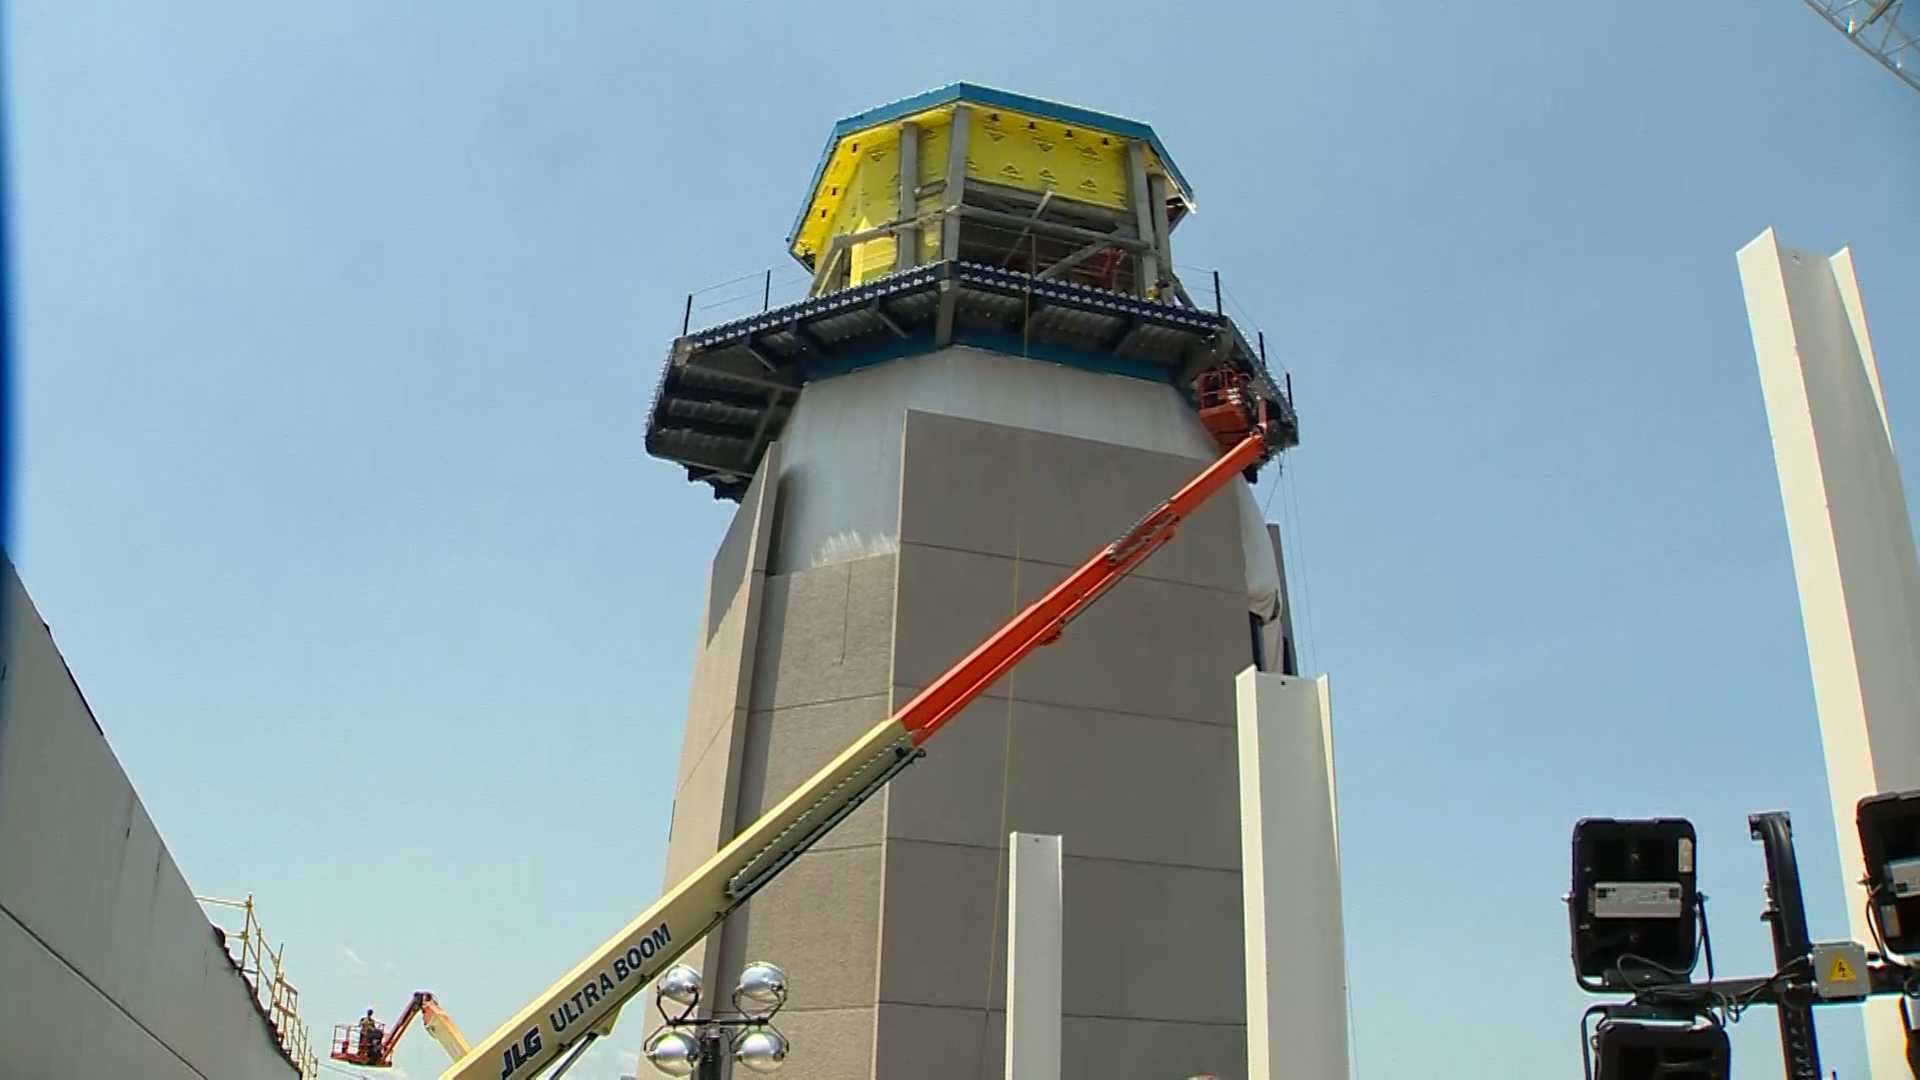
[657, 404, 1256, 1078]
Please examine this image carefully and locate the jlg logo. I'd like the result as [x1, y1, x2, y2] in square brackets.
[499, 1027, 541, 1078]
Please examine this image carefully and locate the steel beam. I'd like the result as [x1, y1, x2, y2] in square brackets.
[951, 205, 1147, 252]
[1147, 171, 1173, 283]
[1126, 141, 1160, 297]
[1004, 833, 1063, 1080]
[942, 106, 972, 261]
[1739, 229, 1920, 1079]
[1037, 240, 1115, 280]
[896, 122, 920, 271]
[1237, 670, 1348, 1080]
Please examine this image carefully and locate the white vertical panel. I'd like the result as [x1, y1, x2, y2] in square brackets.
[1739, 227, 1920, 1079]
[1005, 832, 1062, 1080]
[1236, 668, 1349, 1080]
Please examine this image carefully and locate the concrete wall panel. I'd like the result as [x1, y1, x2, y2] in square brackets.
[0, 919, 200, 1080]
[885, 690, 1241, 870]
[1002, 415, 1244, 594]
[718, 844, 882, 1013]
[1003, 702, 1241, 870]
[873, 1002, 1004, 1080]
[896, 407, 1023, 560]
[889, 542, 1020, 694]
[0, 560, 299, 1079]
[752, 1004, 876, 1080]
[1061, 855, 1246, 1025]
[876, 839, 1008, 1011]
[1008, 572, 1245, 725]
[876, 841, 1246, 1026]
[1062, 1015, 1248, 1080]
[746, 554, 896, 712]
[881, 689, 1011, 851]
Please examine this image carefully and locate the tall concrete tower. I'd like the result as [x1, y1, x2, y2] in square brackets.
[644, 84, 1300, 1079]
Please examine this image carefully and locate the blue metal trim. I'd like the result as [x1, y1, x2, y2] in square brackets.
[785, 82, 1195, 251]
[800, 328, 940, 382]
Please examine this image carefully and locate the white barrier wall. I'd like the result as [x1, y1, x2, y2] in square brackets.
[1236, 668, 1349, 1080]
[0, 559, 300, 1079]
[1005, 832, 1062, 1080]
[1738, 229, 1920, 1079]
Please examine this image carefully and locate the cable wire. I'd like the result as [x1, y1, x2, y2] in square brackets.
[973, 441, 1027, 1080]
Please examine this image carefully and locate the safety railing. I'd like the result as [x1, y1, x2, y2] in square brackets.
[198, 893, 320, 1079]
[677, 266, 815, 335]
[330, 1021, 381, 1065]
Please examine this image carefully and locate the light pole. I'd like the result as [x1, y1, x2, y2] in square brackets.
[642, 961, 791, 1079]
[1565, 793, 1920, 1079]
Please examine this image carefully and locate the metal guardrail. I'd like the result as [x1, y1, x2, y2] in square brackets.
[198, 894, 319, 1079]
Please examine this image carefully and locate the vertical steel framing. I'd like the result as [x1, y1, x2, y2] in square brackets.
[1146, 171, 1173, 288]
[941, 106, 972, 262]
[1126, 141, 1159, 296]
[896, 122, 921, 271]
[1750, 812, 1823, 1080]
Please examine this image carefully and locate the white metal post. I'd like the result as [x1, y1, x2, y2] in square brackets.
[1236, 668, 1349, 1080]
[1739, 227, 1920, 1079]
[1005, 831, 1063, 1080]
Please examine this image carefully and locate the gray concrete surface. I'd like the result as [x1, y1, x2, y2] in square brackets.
[0, 558, 300, 1080]
[656, 398, 1256, 1078]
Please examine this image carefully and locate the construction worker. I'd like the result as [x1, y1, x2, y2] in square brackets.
[358, 1009, 382, 1064]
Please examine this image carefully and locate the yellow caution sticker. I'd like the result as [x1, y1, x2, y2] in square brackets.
[1827, 952, 1857, 984]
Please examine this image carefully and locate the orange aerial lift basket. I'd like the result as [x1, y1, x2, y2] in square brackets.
[332, 991, 471, 1069]
[1194, 366, 1262, 454]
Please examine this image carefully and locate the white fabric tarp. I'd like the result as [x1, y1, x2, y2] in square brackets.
[767, 346, 1284, 622]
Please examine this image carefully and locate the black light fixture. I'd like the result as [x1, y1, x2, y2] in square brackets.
[1592, 1018, 1729, 1080]
[1857, 789, 1920, 957]
[1570, 818, 1700, 989]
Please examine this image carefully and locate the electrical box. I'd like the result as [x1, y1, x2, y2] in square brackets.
[1811, 941, 1870, 1000]
[1857, 790, 1920, 955]
[1570, 818, 1699, 988]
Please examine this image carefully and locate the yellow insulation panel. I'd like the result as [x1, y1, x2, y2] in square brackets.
[965, 106, 1131, 210]
[792, 103, 1168, 274]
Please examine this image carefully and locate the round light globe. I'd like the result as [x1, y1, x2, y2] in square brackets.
[656, 963, 703, 1008]
[732, 1026, 788, 1074]
[734, 961, 788, 1010]
[642, 1029, 702, 1077]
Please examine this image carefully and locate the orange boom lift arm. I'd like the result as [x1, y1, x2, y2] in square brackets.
[444, 380, 1279, 1080]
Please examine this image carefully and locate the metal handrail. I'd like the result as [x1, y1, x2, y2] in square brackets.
[198, 894, 320, 1078]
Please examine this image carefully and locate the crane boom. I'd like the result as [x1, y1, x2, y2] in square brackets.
[446, 422, 1275, 1080]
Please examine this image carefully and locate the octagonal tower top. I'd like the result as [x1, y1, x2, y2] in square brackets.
[787, 83, 1196, 296]
[646, 84, 1297, 501]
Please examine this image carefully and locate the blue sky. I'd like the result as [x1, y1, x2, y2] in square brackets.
[7, 3, 1918, 1077]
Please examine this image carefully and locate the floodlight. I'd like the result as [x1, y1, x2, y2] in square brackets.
[656, 963, 703, 1008]
[1592, 1019, 1729, 1080]
[732, 1026, 788, 1073]
[735, 961, 789, 1011]
[1569, 818, 1700, 988]
[1857, 789, 1920, 956]
[642, 1029, 702, 1077]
